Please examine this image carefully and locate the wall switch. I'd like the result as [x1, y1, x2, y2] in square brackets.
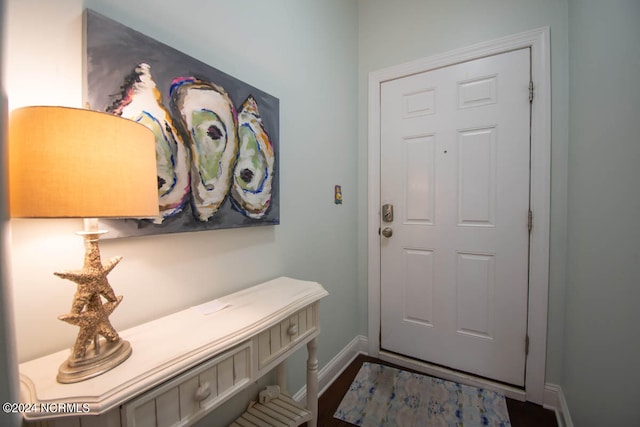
[335, 185, 343, 204]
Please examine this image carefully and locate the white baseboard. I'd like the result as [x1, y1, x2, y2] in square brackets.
[543, 383, 574, 427]
[543, 383, 560, 410]
[548, 383, 574, 427]
[294, 334, 573, 427]
[292, 335, 368, 403]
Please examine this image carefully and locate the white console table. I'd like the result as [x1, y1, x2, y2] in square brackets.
[19, 277, 328, 427]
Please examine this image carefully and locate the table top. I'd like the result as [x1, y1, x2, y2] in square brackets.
[19, 276, 328, 419]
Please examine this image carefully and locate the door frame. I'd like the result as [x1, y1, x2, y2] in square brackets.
[367, 27, 551, 404]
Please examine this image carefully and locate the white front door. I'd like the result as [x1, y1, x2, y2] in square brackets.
[380, 48, 531, 386]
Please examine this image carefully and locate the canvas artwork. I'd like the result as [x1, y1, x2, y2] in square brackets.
[84, 9, 279, 238]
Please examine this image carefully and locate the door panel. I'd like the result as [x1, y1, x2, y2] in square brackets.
[405, 135, 435, 224]
[380, 48, 531, 386]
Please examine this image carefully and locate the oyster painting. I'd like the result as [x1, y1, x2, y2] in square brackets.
[84, 9, 279, 237]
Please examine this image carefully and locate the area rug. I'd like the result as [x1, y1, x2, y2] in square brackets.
[334, 362, 511, 427]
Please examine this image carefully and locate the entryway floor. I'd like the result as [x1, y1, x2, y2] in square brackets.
[316, 354, 558, 427]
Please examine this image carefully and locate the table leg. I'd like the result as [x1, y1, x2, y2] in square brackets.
[306, 338, 318, 427]
[276, 361, 288, 395]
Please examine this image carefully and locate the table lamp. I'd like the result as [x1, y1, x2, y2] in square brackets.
[8, 106, 159, 383]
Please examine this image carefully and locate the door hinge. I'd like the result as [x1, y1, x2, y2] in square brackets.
[528, 209, 533, 233]
[529, 81, 534, 103]
[525, 335, 530, 356]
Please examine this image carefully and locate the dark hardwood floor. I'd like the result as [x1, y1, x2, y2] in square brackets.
[317, 354, 558, 427]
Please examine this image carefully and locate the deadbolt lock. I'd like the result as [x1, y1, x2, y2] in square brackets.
[382, 203, 394, 222]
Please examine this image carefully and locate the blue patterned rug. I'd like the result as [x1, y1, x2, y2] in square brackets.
[334, 362, 511, 427]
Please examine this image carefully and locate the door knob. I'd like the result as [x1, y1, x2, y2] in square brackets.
[381, 227, 393, 238]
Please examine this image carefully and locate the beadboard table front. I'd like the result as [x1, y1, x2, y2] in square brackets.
[19, 277, 328, 426]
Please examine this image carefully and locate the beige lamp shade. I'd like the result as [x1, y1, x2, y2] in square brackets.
[9, 106, 159, 219]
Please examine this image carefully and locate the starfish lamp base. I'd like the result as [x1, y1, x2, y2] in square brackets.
[54, 219, 134, 384]
[57, 338, 132, 384]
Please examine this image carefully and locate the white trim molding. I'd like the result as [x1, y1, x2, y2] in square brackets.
[552, 384, 575, 427]
[367, 27, 551, 404]
[544, 383, 574, 427]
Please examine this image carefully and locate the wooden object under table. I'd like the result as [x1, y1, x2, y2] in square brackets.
[19, 277, 329, 427]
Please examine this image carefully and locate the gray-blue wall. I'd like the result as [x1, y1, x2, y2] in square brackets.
[564, 0, 640, 425]
[1, 0, 21, 424]
[4, 1, 358, 425]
